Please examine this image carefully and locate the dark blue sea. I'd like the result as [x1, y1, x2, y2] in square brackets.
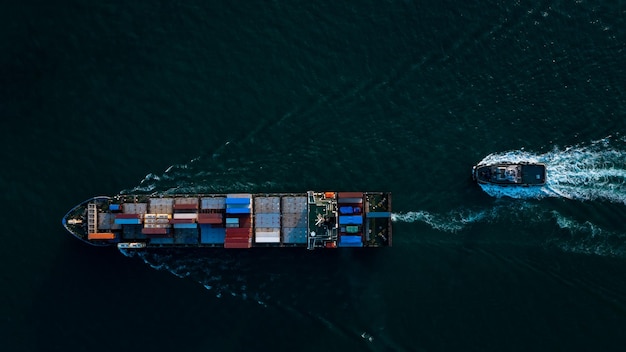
[2, 1, 626, 351]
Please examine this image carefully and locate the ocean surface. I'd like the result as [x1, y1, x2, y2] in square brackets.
[2, 1, 626, 351]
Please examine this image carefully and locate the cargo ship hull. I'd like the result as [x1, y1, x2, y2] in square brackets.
[62, 191, 392, 249]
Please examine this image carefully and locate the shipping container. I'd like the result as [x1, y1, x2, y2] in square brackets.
[226, 193, 252, 198]
[282, 212, 307, 228]
[224, 242, 252, 249]
[109, 204, 121, 211]
[173, 229, 199, 244]
[173, 223, 197, 229]
[255, 228, 281, 243]
[142, 228, 169, 235]
[255, 213, 280, 228]
[345, 225, 360, 233]
[226, 207, 250, 214]
[225, 197, 250, 205]
[255, 238, 280, 243]
[115, 213, 140, 219]
[114, 218, 142, 225]
[197, 213, 222, 224]
[122, 203, 148, 214]
[169, 218, 195, 224]
[338, 215, 363, 225]
[173, 213, 198, 219]
[225, 218, 239, 225]
[338, 235, 363, 247]
[337, 197, 363, 204]
[87, 232, 116, 240]
[340, 206, 363, 214]
[338, 192, 363, 198]
[254, 197, 280, 213]
[282, 227, 308, 244]
[201, 197, 226, 209]
[281, 196, 307, 213]
[225, 228, 251, 236]
[200, 225, 226, 244]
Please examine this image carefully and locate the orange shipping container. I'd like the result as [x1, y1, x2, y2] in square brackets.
[88, 233, 116, 240]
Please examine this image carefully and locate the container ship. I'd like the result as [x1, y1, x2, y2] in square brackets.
[62, 191, 392, 249]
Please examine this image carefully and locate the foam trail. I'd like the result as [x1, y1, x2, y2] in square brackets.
[392, 211, 475, 232]
[127, 250, 267, 305]
[391, 204, 520, 232]
[549, 211, 626, 258]
[476, 137, 626, 203]
[393, 206, 626, 258]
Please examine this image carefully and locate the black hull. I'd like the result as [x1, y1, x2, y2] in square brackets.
[472, 162, 546, 186]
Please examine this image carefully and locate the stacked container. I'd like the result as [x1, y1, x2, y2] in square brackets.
[337, 192, 364, 247]
[281, 196, 308, 244]
[144, 198, 173, 243]
[254, 197, 281, 244]
[199, 197, 226, 244]
[171, 198, 199, 244]
[224, 194, 252, 248]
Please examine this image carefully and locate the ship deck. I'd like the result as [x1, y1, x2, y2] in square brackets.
[475, 164, 545, 186]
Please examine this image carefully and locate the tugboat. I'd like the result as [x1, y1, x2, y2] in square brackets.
[472, 162, 546, 186]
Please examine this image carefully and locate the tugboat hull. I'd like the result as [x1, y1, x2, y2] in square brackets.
[472, 163, 546, 186]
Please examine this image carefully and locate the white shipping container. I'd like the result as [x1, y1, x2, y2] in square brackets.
[255, 236, 281, 243]
[255, 230, 280, 237]
[173, 213, 198, 219]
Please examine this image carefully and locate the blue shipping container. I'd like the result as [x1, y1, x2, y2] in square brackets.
[114, 218, 142, 225]
[256, 213, 280, 228]
[339, 206, 353, 214]
[282, 227, 308, 244]
[173, 223, 197, 229]
[109, 204, 121, 211]
[225, 198, 250, 205]
[338, 215, 363, 225]
[200, 225, 226, 244]
[338, 235, 363, 247]
[226, 207, 250, 214]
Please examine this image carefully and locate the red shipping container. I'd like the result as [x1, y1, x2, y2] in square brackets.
[225, 228, 251, 236]
[142, 228, 169, 235]
[169, 218, 195, 224]
[239, 215, 252, 228]
[337, 192, 363, 198]
[224, 242, 251, 249]
[198, 213, 222, 224]
[115, 213, 141, 219]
